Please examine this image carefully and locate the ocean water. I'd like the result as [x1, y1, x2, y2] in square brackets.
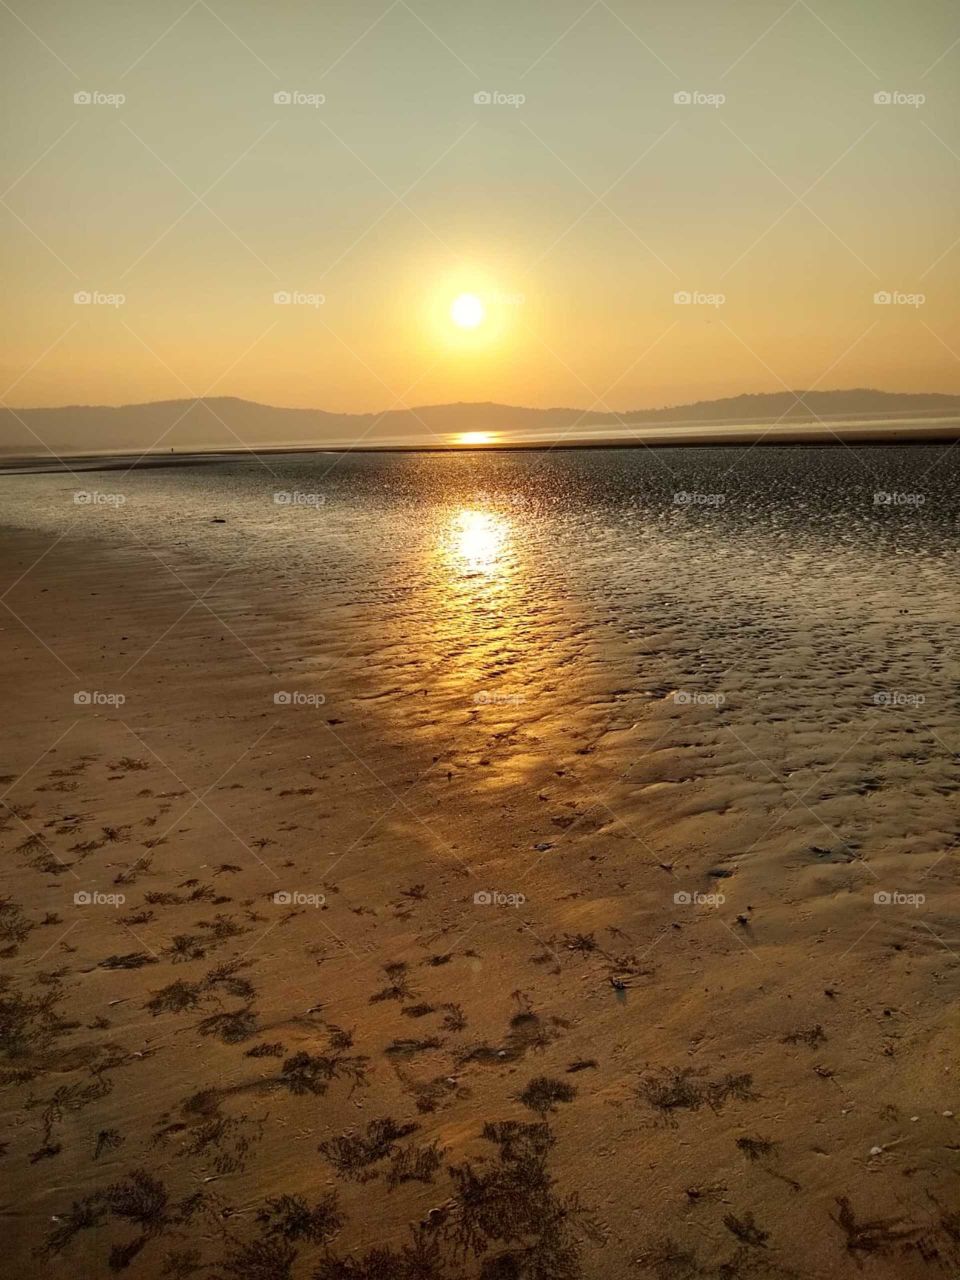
[4, 443, 957, 735]
[3, 444, 957, 610]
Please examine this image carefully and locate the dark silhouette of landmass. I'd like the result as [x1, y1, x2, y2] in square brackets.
[2, 389, 959, 458]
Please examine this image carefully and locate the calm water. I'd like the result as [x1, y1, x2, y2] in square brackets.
[5, 443, 959, 543]
[5, 443, 958, 711]
[3, 444, 957, 601]
[3, 445, 957, 686]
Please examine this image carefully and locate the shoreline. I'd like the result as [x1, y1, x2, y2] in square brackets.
[3, 421, 960, 475]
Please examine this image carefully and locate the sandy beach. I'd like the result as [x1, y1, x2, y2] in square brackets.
[1, 449, 958, 1280]
[5, 0, 960, 1268]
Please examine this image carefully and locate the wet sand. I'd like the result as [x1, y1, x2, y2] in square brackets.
[1, 506, 958, 1279]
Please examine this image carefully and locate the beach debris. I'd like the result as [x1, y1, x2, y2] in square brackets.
[723, 1211, 769, 1248]
[564, 933, 597, 954]
[99, 952, 157, 970]
[809, 844, 855, 863]
[517, 1075, 577, 1115]
[783, 1024, 826, 1048]
[833, 1195, 921, 1255]
[736, 1136, 778, 1162]
[868, 1138, 904, 1156]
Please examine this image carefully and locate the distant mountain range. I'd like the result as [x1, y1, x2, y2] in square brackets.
[2, 389, 959, 456]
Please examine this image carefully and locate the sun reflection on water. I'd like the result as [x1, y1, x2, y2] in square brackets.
[444, 507, 511, 576]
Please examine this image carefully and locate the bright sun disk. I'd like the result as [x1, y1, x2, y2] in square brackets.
[450, 292, 485, 328]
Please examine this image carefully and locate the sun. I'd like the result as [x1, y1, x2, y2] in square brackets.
[455, 431, 494, 445]
[450, 293, 485, 329]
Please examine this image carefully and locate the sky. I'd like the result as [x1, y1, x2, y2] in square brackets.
[1, 0, 959, 414]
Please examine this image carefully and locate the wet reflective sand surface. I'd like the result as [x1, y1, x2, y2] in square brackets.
[2, 445, 958, 1279]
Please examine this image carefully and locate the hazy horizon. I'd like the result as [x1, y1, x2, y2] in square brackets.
[7, 385, 960, 415]
[3, 0, 960, 437]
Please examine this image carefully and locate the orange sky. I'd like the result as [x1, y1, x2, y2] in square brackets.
[2, 0, 959, 414]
